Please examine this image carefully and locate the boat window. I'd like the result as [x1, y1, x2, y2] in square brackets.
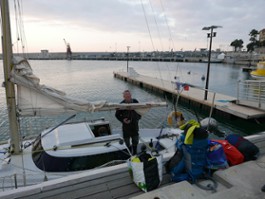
[32, 146, 130, 172]
[90, 124, 111, 137]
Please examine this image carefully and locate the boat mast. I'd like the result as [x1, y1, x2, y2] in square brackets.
[0, 0, 20, 154]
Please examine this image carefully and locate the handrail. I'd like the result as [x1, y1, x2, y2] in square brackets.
[237, 80, 265, 110]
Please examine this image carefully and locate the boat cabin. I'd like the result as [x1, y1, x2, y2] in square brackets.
[31, 119, 130, 172]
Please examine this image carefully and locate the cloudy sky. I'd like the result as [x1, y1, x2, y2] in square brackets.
[5, 0, 265, 53]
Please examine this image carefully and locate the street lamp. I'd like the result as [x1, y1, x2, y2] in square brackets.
[202, 25, 222, 100]
[126, 46, 130, 72]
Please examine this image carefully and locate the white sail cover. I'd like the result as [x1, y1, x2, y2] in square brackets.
[10, 57, 166, 116]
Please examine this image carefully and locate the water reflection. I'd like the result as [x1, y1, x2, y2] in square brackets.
[0, 60, 263, 141]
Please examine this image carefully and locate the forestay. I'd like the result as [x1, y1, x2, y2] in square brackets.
[10, 57, 166, 116]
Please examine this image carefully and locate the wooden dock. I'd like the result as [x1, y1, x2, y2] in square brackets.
[113, 71, 265, 120]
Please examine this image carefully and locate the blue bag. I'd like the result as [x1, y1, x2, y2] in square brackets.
[207, 140, 229, 170]
[170, 157, 189, 182]
[182, 138, 209, 182]
[171, 127, 209, 183]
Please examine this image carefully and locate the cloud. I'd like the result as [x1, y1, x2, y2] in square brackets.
[6, 0, 265, 52]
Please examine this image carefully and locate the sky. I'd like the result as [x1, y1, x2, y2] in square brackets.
[3, 0, 265, 53]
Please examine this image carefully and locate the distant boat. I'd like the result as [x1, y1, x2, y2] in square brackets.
[201, 58, 223, 63]
[201, 53, 225, 63]
[250, 61, 265, 79]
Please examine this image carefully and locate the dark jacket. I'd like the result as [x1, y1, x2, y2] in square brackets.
[115, 99, 141, 137]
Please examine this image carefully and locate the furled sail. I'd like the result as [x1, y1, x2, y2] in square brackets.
[10, 57, 106, 116]
[10, 57, 166, 116]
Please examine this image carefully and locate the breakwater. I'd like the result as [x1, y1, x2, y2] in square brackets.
[1, 51, 263, 66]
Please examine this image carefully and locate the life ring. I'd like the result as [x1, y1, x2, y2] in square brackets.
[167, 111, 185, 127]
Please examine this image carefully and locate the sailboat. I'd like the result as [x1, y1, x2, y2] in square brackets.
[0, 0, 181, 191]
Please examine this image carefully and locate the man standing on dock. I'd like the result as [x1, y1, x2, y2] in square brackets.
[115, 90, 141, 155]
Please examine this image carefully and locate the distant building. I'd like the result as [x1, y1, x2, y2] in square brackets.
[216, 48, 221, 52]
[257, 29, 265, 55]
[260, 28, 265, 42]
[40, 50, 49, 59]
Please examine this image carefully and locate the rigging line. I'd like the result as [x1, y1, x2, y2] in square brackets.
[19, 0, 28, 55]
[17, 0, 28, 55]
[148, 0, 164, 51]
[140, 0, 165, 88]
[148, 0, 173, 83]
[16, 118, 27, 186]
[148, 0, 179, 87]
[170, 63, 184, 112]
[13, 0, 27, 55]
[175, 63, 188, 91]
[140, 0, 155, 51]
[13, 0, 20, 54]
[15, 0, 23, 52]
[41, 114, 77, 138]
[159, 0, 179, 83]
[159, 0, 175, 51]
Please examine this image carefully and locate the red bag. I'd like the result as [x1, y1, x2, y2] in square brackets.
[212, 139, 244, 166]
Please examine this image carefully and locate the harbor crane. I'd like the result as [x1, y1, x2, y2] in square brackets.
[63, 38, 72, 60]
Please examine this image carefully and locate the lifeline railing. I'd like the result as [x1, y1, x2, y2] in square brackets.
[237, 80, 265, 110]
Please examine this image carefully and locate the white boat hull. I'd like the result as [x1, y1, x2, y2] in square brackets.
[0, 120, 181, 191]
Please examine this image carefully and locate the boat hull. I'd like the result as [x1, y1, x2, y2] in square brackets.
[0, 120, 181, 191]
[250, 61, 265, 79]
[250, 73, 265, 79]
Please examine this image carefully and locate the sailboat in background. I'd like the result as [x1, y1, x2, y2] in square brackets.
[0, 0, 180, 191]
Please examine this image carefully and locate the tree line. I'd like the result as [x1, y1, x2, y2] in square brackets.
[230, 29, 265, 52]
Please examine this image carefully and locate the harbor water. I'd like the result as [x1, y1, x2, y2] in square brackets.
[0, 60, 263, 142]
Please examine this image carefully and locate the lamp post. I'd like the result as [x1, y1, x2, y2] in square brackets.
[126, 46, 130, 72]
[202, 25, 222, 100]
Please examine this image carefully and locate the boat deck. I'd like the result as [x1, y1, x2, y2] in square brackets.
[113, 71, 265, 119]
[0, 133, 265, 199]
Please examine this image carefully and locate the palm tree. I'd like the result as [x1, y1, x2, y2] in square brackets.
[249, 29, 259, 41]
[247, 29, 259, 52]
[230, 39, 244, 52]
